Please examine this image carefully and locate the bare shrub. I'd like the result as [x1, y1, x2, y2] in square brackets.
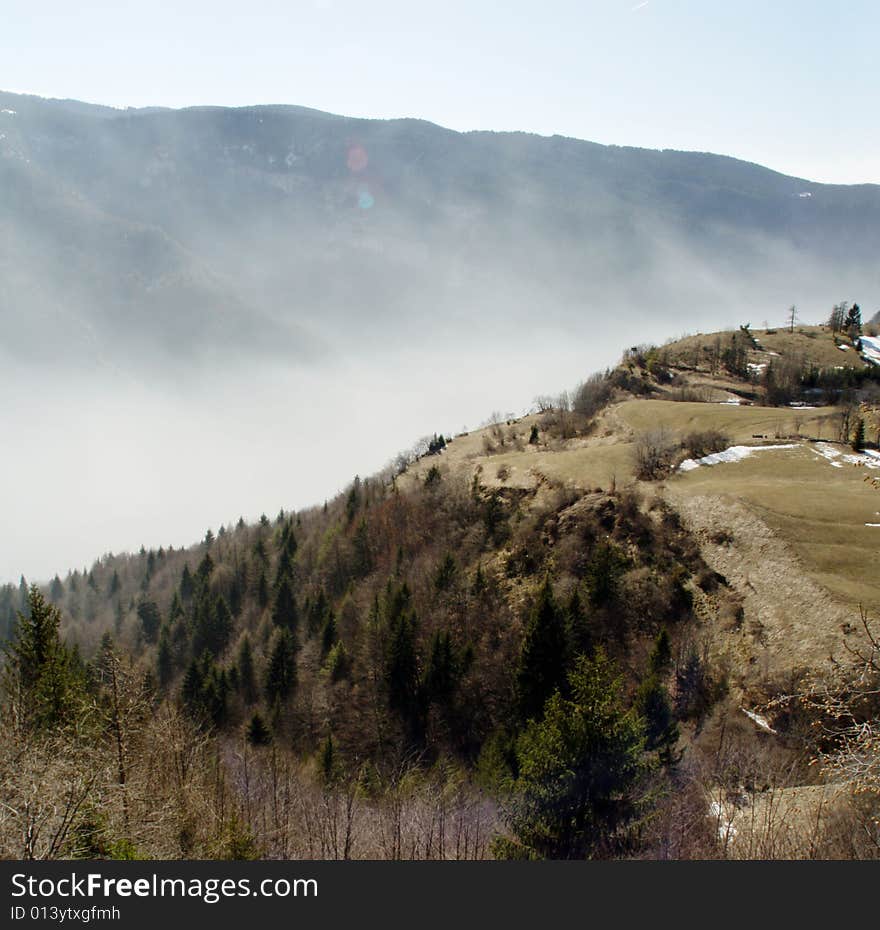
[633, 429, 678, 480]
[682, 429, 730, 459]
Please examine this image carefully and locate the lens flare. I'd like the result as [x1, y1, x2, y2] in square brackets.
[347, 144, 368, 173]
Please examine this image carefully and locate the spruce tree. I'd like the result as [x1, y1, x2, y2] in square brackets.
[2, 586, 83, 730]
[237, 635, 258, 705]
[272, 576, 298, 631]
[499, 650, 648, 859]
[516, 578, 568, 722]
[264, 628, 297, 704]
[246, 711, 272, 746]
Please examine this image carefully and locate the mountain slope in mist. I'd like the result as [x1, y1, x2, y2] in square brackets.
[2, 89, 878, 371]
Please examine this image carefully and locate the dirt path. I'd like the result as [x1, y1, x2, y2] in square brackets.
[667, 491, 853, 677]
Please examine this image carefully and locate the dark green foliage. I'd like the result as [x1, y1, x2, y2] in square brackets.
[318, 733, 339, 786]
[181, 651, 228, 726]
[246, 711, 272, 746]
[425, 464, 442, 486]
[566, 588, 592, 658]
[2, 586, 85, 731]
[649, 628, 672, 675]
[320, 611, 338, 658]
[136, 598, 161, 644]
[852, 418, 866, 452]
[237, 635, 258, 705]
[634, 675, 679, 763]
[384, 589, 421, 732]
[264, 628, 297, 704]
[434, 553, 458, 592]
[191, 593, 233, 658]
[109, 570, 120, 598]
[157, 626, 173, 688]
[352, 517, 373, 578]
[345, 476, 361, 525]
[427, 434, 447, 455]
[257, 570, 269, 610]
[528, 425, 540, 445]
[196, 553, 214, 585]
[422, 631, 466, 706]
[482, 490, 508, 544]
[498, 650, 648, 859]
[585, 541, 626, 609]
[179, 564, 194, 602]
[674, 648, 713, 721]
[271, 576, 298, 631]
[516, 579, 569, 722]
[49, 575, 64, 603]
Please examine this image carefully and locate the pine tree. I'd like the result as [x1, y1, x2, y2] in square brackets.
[264, 628, 297, 704]
[136, 598, 161, 644]
[649, 627, 672, 675]
[237, 635, 258, 704]
[852, 417, 866, 452]
[157, 626, 174, 689]
[320, 611, 338, 658]
[498, 650, 648, 860]
[246, 711, 272, 746]
[635, 674, 679, 764]
[385, 604, 420, 729]
[2, 586, 83, 730]
[516, 578, 568, 721]
[272, 576, 298, 631]
[180, 564, 195, 602]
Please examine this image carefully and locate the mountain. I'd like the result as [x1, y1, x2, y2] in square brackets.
[2, 90, 878, 372]
[2, 322, 878, 860]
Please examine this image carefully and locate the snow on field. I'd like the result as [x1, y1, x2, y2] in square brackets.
[1, 109, 16, 116]
[866, 524, 880, 528]
[679, 443, 798, 472]
[811, 442, 880, 470]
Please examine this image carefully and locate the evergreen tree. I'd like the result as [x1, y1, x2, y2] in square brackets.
[586, 542, 626, 609]
[852, 417, 866, 452]
[264, 628, 297, 704]
[157, 626, 174, 689]
[180, 564, 195, 602]
[498, 650, 648, 860]
[257, 569, 269, 610]
[237, 635, 258, 705]
[635, 674, 679, 764]
[516, 578, 568, 722]
[136, 598, 161, 644]
[49, 575, 64, 603]
[246, 711, 272, 746]
[384, 605, 420, 728]
[566, 588, 592, 659]
[649, 627, 673, 675]
[2, 586, 84, 730]
[272, 576, 298, 631]
[320, 610, 338, 658]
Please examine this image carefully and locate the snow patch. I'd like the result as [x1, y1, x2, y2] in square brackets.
[679, 444, 798, 472]
[1, 108, 16, 115]
[742, 708, 777, 734]
[811, 443, 880, 470]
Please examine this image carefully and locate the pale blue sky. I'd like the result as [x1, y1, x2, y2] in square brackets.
[3, 0, 878, 183]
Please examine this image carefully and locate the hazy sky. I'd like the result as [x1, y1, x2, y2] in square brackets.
[3, 0, 878, 184]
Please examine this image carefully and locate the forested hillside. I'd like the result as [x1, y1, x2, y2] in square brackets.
[3, 319, 879, 860]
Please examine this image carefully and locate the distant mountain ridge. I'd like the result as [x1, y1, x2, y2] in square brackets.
[1, 90, 878, 371]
